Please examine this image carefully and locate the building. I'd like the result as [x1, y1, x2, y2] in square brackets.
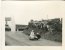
[5, 17, 15, 32]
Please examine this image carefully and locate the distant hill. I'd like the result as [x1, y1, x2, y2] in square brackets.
[16, 24, 28, 31]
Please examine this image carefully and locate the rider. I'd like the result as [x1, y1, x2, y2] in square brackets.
[29, 30, 35, 40]
[29, 30, 41, 40]
[35, 32, 41, 40]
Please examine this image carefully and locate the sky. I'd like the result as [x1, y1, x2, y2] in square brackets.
[2, 1, 65, 25]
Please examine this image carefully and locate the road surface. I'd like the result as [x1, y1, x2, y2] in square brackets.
[5, 31, 62, 46]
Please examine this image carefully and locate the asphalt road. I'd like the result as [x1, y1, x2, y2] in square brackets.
[5, 31, 62, 46]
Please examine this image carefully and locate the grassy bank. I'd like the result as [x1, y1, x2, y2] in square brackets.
[23, 28, 62, 42]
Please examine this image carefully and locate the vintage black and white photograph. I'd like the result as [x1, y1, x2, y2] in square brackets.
[3, 1, 63, 46]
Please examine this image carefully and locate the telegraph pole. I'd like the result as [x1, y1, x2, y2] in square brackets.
[47, 14, 48, 20]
